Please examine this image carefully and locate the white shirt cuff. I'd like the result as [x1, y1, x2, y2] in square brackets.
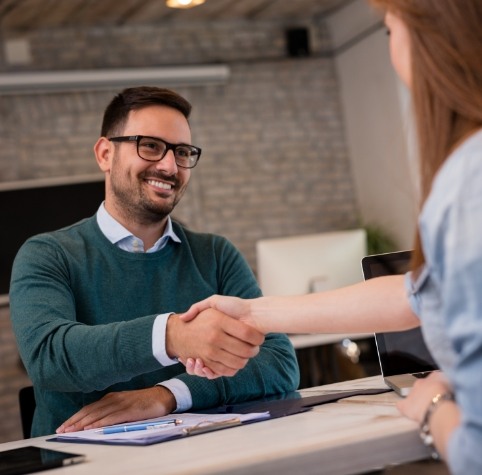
[157, 380, 193, 412]
[152, 313, 179, 366]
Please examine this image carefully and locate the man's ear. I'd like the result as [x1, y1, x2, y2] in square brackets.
[94, 137, 113, 172]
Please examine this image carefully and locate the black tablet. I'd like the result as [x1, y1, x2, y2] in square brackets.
[0, 446, 86, 475]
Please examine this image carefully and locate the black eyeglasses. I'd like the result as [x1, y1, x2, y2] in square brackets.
[109, 135, 201, 169]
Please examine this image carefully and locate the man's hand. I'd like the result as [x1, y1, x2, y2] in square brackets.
[56, 386, 176, 433]
[167, 308, 264, 378]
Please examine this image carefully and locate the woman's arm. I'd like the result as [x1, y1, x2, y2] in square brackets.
[182, 275, 419, 335]
[181, 274, 420, 378]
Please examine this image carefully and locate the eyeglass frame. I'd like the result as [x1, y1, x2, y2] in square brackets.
[108, 135, 202, 169]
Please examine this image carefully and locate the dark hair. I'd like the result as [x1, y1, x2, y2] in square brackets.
[100, 86, 192, 137]
[370, 0, 482, 267]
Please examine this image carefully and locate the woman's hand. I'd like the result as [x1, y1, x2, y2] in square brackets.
[397, 371, 451, 424]
[397, 371, 459, 461]
[179, 295, 264, 378]
[180, 295, 259, 328]
[179, 357, 218, 379]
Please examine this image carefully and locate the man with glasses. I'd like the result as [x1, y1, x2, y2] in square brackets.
[10, 87, 299, 437]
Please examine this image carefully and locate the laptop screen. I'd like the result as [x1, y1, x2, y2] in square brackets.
[361, 251, 438, 376]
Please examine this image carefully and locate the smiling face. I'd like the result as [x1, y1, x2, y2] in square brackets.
[95, 105, 192, 227]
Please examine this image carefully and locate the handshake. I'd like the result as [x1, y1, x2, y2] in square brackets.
[172, 295, 266, 380]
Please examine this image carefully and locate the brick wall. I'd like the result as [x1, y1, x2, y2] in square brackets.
[0, 18, 359, 442]
[1, 19, 331, 71]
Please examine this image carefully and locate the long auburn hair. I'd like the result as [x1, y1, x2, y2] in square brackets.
[370, 0, 482, 268]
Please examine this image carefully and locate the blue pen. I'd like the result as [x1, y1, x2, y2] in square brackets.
[95, 418, 182, 435]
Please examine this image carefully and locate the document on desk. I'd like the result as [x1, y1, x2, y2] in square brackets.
[51, 412, 269, 446]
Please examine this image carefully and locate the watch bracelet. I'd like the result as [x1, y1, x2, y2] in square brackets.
[419, 391, 455, 459]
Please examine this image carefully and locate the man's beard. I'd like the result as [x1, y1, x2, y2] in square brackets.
[110, 170, 185, 225]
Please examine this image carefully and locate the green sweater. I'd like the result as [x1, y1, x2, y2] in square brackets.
[10, 217, 299, 437]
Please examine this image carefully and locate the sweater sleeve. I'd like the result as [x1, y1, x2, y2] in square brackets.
[177, 332, 299, 409]
[9, 236, 161, 392]
[174, 234, 300, 407]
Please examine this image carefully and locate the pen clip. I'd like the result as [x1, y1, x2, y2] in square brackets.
[182, 418, 241, 436]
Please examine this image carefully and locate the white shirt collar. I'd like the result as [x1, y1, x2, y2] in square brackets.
[96, 202, 181, 253]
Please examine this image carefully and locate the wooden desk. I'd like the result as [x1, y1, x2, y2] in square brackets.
[0, 376, 439, 475]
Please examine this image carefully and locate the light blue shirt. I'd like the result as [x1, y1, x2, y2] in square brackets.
[406, 129, 482, 474]
[96, 203, 192, 411]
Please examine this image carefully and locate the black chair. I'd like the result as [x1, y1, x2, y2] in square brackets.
[18, 386, 36, 439]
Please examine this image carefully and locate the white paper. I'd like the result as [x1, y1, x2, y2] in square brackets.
[54, 412, 269, 444]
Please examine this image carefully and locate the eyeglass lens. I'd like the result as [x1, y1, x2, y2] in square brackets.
[138, 136, 199, 168]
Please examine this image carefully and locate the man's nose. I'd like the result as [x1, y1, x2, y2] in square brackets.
[155, 149, 178, 173]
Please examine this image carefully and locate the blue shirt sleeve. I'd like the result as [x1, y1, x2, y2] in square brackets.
[420, 135, 482, 474]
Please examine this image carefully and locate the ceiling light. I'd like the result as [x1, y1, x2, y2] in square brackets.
[166, 0, 205, 9]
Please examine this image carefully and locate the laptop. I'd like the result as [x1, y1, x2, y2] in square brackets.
[361, 250, 438, 396]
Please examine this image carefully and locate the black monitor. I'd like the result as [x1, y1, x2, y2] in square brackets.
[0, 175, 105, 297]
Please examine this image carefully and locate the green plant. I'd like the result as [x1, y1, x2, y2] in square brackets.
[364, 224, 398, 255]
